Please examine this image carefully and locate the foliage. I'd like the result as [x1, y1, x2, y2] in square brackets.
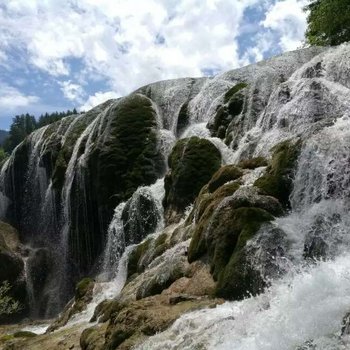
[0, 148, 8, 164]
[37, 108, 77, 128]
[0, 130, 8, 146]
[305, 0, 350, 46]
[0, 281, 22, 316]
[3, 109, 78, 152]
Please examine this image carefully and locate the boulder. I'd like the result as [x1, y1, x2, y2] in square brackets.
[47, 278, 95, 332]
[163, 137, 221, 224]
[254, 139, 301, 208]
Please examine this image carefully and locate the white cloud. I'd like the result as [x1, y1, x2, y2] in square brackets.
[0, 0, 310, 113]
[0, 0, 259, 98]
[0, 84, 39, 110]
[59, 81, 85, 103]
[79, 91, 120, 112]
[262, 0, 308, 51]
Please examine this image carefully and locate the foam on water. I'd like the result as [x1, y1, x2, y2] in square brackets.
[137, 254, 350, 350]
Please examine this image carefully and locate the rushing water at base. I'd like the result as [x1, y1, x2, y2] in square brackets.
[137, 80, 350, 349]
[138, 254, 350, 350]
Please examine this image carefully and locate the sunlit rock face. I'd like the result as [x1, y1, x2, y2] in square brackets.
[2, 42, 350, 325]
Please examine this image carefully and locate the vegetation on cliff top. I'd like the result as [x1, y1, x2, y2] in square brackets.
[305, 0, 350, 46]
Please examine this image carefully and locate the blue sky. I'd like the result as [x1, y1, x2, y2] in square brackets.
[0, 0, 308, 129]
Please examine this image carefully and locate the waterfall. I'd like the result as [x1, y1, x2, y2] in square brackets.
[135, 48, 350, 350]
[101, 178, 165, 280]
[66, 246, 132, 327]
[101, 202, 126, 280]
[180, 122, 236, 164]
[60, 118, 98, 259]
[0, 157, 12, 219]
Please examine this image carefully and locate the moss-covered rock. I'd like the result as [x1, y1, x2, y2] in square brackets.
[90, 299, 120, 323]
[121, 191, 160, 247]
[163, 137, 221, 223]
[176, 102, 190, 137]
[13, 331, 37, 338]
[75, 277, 94, 299]
[125, 231, 172, 280]
[0, 223, 26, 322]
[47, 277, 95, 332]
[208, 83, 247, 140]
[207, 165, 243, 193]
[209, 106, 230, 139]
[104, 294, 222, 349]
[188, 182, 241, 263]
[238, 156, 268, 169]
[80, 324, 107, 350]
[135, 257, 188, 300]
[223, 82, 248, 104]
[68, 94, 164, 277]
[127, 239, 153, 279]
[254, 139, 301, 208]
[89, 94, 164, 209]
[0, 243, 22, 280]
[188, 169, 284, 300]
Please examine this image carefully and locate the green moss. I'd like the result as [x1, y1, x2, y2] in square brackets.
[208, 82, 247, 139]
[216, 248, 266, 300]
[208, 165, 243, 193]
[108, 329, 133, 350]
[164, 137, 222, 220]
[13, 331, 37, 338]
[209, 106, 230, 139]
[188, 183, 241, 263]
[0, 334, 14, 342]
[151, 233, 169, 260]
[213, 207, 273, 299]
[176, 102, 190, 137]
[238, 157, 268, 169]
[127, 239, 152, 278]
[51, 151, 67, 189]
[89, 94, 163, 210]
[223, 82, 248, 104]
[254, 139, 301, 208]
[75, 277, 94, 299]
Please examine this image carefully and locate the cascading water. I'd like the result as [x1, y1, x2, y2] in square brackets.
[101, 178, 165, 280]
[1, 44, 350, 342]
[0, 158, 11, 218]
[136, 50, 350, 349]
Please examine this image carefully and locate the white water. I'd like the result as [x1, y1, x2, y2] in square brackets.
[138, 255, 350, 350]
[1, 44, 350, 346]
[136, 45, 350, 350]
[66, 246, 132, 327]
[180, 122, 236, 164]
[101, 178, 165, 279]
[0, 157, 12, 218]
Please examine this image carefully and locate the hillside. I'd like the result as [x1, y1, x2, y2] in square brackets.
[1, 43, 350, 349]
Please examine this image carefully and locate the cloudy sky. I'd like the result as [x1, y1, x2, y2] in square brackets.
[0, 0, 308, 129]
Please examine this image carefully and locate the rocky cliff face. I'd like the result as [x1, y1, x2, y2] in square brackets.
[1, 43, 350, 349]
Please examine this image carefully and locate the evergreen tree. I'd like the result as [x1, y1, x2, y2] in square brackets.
[4, 109, 78, 152]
